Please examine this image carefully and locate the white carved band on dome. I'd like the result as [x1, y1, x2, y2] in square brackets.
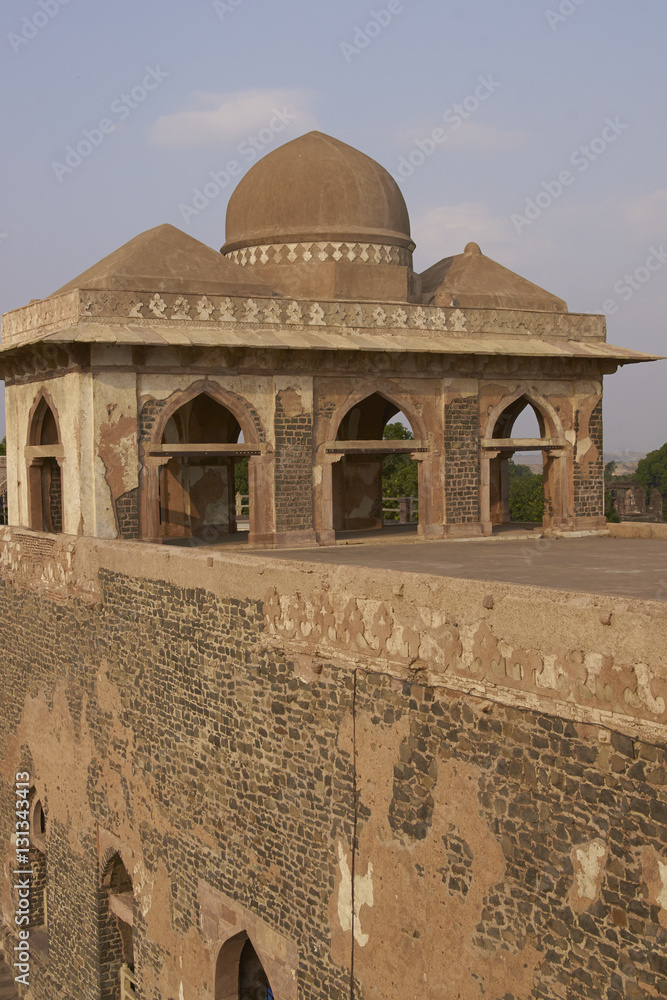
[224, 242, 413, 268]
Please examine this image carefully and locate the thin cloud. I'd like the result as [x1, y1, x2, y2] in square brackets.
[447, 122, 527, 150]
[393, 121, 527, 151]
[614, 189, 667, 242]
[148, 88, 319, 148]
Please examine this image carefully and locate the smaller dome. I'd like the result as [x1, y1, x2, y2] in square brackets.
[222, 131, 414, 254]
[420, 243, 567, 312]
[52, 224, 275, 298]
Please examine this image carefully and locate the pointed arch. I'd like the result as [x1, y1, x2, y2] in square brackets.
[215, 930, 276, 1000]
[25, 390, 64, 533]
[150, 380, 266, 450]
[329, 384, 428, 444]
[484, 386, 564, 443]
[27, 788, 47, 930]
[99, 851, 135, 1000]
[481, 387, 569, 532]
[321, 387, 427, 536]
[27, 389, 63, 448]
[144, 381, 268, 543]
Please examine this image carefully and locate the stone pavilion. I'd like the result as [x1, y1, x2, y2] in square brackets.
[0, 131, 656, 547]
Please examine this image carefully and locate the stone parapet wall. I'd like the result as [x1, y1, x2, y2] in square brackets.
[1, 528, 666, 741]
[610, 522, 667, 541]
[0, 528, 665, 999]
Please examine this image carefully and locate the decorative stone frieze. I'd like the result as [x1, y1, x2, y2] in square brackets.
[225, 241, 413, 268]
[263, 583, 667, 741]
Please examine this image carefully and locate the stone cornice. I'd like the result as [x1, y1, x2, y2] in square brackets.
[1, 289, 608, 349]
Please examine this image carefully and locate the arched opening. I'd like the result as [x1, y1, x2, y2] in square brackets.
[100, 853, 135, 1000]
[28, 793, 48, 941]
[157, 393, 255, 544]
[27, 397, 63, 533]
[331, 393, 423, 538]
[215, 932, 275, 1000]
[485, 394, 561, 533]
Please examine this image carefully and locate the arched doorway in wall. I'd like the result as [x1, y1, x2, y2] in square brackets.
[154, 393, 260, 544]
[99, 853, 135, 1000]
[482, 392, 567, 533]
[328, 392, 426, 538]
[28, 793, 48, 948]
[215, 932, 275, 1000]
[26, 397, 64, 533]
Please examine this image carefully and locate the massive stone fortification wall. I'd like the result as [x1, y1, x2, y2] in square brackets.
[0, 528, 666, 1000]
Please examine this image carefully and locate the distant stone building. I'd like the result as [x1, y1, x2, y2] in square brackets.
[608, 480, 664, 522]
[0, 131, 656, 547]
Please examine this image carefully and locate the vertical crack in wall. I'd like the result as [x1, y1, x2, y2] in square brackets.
[350, 668, 358, 1000]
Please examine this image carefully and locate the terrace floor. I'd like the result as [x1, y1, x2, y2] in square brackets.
[259, 534, 667, 602]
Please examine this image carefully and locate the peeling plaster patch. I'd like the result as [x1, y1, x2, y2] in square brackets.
[277, 388, 306, 419]
[625, 662, 666, 716]
[658, 860, 667, 909]
[642, 847, 667, 928]
[336, 843, 352, 934]
[330, 717, 542, 999]
[570, 839, 608, 910]
[98, 415, 139, 501]
[336, 842, 374, 946]
[576, 436, 593, 464]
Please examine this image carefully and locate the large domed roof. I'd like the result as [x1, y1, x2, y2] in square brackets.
[222, 131, 414, 253]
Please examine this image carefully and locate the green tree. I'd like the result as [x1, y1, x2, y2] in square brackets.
[382, 422, 418, 518]
[605, 489, 620, 523]
[234, 457, 248, 496]
[604, 460, 617, 480]
[508, 458, 532, 480]
[0, 437, 5, 456]
[635, 444, 667, 519]
[508, 474, 544, 522]
[635, 443, 667, 497]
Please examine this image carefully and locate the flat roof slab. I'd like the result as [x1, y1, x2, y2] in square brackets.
[260, 536, 667, 602]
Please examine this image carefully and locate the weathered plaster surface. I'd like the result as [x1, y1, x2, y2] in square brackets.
[331, 715, 542, 999]
[0, 530, 665, 999]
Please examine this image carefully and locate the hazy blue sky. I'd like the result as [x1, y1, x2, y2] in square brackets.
[1, 0, 665, 450]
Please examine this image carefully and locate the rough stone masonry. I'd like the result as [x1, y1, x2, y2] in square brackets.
[0, 529, 665, 999]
